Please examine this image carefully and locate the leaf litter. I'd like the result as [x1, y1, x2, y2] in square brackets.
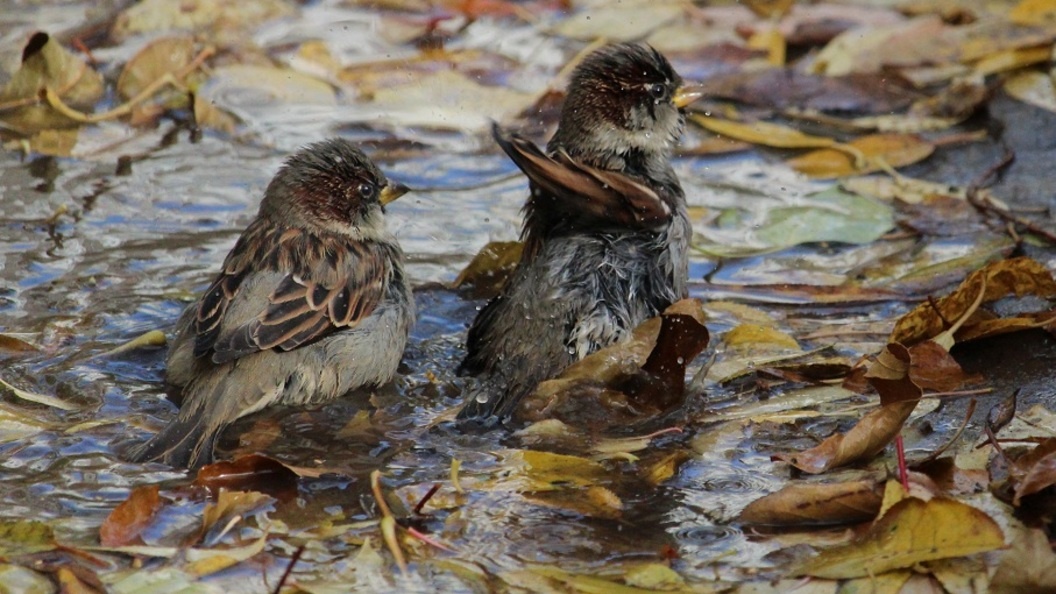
[1, 0, 1056, 592]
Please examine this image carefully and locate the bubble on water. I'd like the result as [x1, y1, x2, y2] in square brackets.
[567, 346, 576, 355]
[475, 393, 489, 404]
[676, 357, 684, 365]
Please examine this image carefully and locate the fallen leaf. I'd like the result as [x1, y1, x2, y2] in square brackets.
[738, 479, 883, 526]
[0, 376, 81, 411]
[793, 497, 1004, 579]
[695, 187, 894, 258]
[891, 257, 1056, 345]
[1005, 70, 1056, 114]
[991, 527, 1056, 592]
[0, 520, 56, 557]
[689, 115, 838, 149]
[1014, 440, 1056, 505]
[116, 37, 199, 105]
[183, 535, 268, 577]
[552, 1, 683, 41]
[773, 401, 918, 474]
[111, 0, 293, 41]
[193, 454, 299, 497]
[200, 490, 275, 547]
[787, 133, 935, 179]
[99, 485, 163, 547]
[0, 32, 104, 133]
[97, 329, 167, 358]
[517, 300, 708, 428]
[1009, 0, 1056, 26]
[451, 240, 523, 299]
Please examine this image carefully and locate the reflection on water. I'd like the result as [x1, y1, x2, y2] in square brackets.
[0, 1, 1012, 590]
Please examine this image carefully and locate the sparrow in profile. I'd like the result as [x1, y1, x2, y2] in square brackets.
[458, 43, 700, 422]
[128, 139, 414, 469]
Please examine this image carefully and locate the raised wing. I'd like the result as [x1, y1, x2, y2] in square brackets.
[491, 122, 672, 230]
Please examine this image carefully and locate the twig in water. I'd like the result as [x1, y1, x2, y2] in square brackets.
[967, 149, 1056, 244]
[270, 544, 305, 594]
[413, 483, 441, 515]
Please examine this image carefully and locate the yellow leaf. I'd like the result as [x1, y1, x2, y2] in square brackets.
[788, 133, 935, 179]
[688, 115, 838, 150]
[793, 497, 1004, 579]
[974, 45, 1052, 76]
[1010, 0, 1056, 26]
[747, 27, 786, 67]
[723, 324, 801, 352]
[183, 535, 267, 577]
[1006, 70, 1056, 113]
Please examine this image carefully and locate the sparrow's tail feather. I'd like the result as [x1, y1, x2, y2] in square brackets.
[126, 404, 224, 470]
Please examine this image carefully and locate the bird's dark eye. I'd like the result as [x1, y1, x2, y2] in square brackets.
[649, 83, 667, 101]
[358, 183, 376, 199]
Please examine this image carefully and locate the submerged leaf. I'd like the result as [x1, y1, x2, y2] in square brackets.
[193, 454, 299, 496]
[100, 485, 163, 547]
[0, 520, 56, 557]
[696, 187, 894, 258]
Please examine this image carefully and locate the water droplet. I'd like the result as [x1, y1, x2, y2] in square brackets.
[567, 346, 576, 355]
[476, 393, 489, 404]
[676, 357, 684, 365]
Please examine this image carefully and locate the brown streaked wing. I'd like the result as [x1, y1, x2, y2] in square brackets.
[491, 123, 670, 228]
[191, 219, 275, 359]
[208, 235, 389, 364]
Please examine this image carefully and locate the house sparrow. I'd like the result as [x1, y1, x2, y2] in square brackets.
[458, 43, 701, 422]
[128, 139, 414, 469]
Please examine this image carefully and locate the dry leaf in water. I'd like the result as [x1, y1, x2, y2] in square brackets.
[739, 479, 884, 526]
[787, 133, 935, 179]
[792, 496, 1004, 579]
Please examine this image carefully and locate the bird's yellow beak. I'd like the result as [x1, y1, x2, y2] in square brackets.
[673, 84, 706, 109]
[379, 182, 410, 206]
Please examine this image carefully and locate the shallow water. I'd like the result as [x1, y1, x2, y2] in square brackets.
[0, 1, 1039, 590]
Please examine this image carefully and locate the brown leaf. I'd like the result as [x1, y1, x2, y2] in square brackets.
[55, 565, 105, 594]
[696, 69, 918, 114]
[891, 257, 1056, 346]
[906, 340, 968, 394]
[773, 401, 918, 474]
[638, 313, 711, 400]
[193, 454, 298, 497]
[99, 485, 162, 547]
[1015, 448, 1056, 505]
[991, 528, 1056, 593]
[864, 342, 918, 405]
[116, 37, 198, 104]
[987, 391, 1018, 435]
[787, 133, 935, 179]
[517, 299, 708, 429]
[739, 479, 883, 526]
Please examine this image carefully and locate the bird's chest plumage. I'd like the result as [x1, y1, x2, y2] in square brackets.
[543, 221, 682, 360]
